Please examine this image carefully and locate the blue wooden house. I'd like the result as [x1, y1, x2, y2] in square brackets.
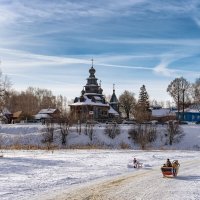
[176, 109, 200, 122]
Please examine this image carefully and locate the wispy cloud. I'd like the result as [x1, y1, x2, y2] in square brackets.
[88, 38, 200, 47]
[153, 51, 200, 78]
[0, 48, 90, 69]
[193, 17, 200, 27]
[96, 62, 151, 71]
[152, 53, 185, 77]
[1, 0, 200, 101]
[1, 0, 199, 28]
[0, 0, 148, 26]
[0, 6, 19, 25]
[1, 48, 200, 77]
[153, 61, 175, 77]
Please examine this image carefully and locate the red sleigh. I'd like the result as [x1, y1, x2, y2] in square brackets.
[161, 160, 180, 178]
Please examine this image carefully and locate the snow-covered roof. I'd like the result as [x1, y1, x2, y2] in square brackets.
[151, 108, 174, 117]
[70, 96, 109, 107]
[38, 108, 57, 114]
[108, 106, 119, 115]
[179, 108, 200, 113]
[93, 96, 101, 101]
[1, 108, 12, 115]
[34, 113, 52, 120]
[84, 93, 102, 96]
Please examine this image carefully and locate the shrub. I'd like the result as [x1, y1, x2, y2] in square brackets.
[165, 120, 185, 145]
[128, 124, 157, 149]
[104, 122, 120, 139]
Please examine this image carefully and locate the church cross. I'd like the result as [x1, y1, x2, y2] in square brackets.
[91, 58, 94, 67]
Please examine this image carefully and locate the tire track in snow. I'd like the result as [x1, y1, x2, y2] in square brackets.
[47, 170, 157, 200]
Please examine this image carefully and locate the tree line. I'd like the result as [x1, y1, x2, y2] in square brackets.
[0, 71, 68, 120]
[1, 68, 200, 121]
[0, 70, 191, 149]
[118, 77, 200, 121]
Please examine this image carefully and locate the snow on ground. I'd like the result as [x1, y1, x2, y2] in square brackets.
[50, 153, 200, 200]
[0, 123, 200, 200]
[0, 123, 200, 150]
[0, 150, 199, 200]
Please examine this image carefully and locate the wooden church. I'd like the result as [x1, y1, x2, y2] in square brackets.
[69, 63, 119, 122]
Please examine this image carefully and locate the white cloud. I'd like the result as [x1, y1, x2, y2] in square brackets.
[0, 0, 199, 28]
[152, 52, 200, 78]
[1, 48, 200, 77]
[153, 61, 175, 77]
[0, 7, 20, 25]
[96, 62, 151, 71]
[0, 48, 91, 69]
[0, 0, 148, 24]
[90, 38, 200, 46]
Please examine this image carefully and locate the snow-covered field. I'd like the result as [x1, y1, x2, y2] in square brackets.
[0, 123, 200, 200]
[0, 150, 199, 200]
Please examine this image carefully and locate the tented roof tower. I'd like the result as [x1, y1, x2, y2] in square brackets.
[110, 84, 119, 112]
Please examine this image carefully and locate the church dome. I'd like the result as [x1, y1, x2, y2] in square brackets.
[89, 67, 95, 77]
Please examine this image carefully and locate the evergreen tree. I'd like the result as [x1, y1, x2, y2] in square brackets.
[138, 85, 150, 110]
[134, 85, 151, 122]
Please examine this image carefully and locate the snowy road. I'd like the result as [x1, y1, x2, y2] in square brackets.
[1, 150, 199, 200]
[48, 159, 200, 200]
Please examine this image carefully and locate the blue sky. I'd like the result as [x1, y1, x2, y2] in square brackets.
[1, 0, 200, 103]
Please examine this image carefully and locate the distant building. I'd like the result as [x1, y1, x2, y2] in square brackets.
[151, 106, 176, 122]
[70, 64, 119, 122]
[176, 106, 200, 122]
[12, 111, 23, 123]
[35, 108, 60, 123]
[0, 108, 12, 124]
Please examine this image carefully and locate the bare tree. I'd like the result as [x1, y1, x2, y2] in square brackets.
[0, 70, 11, 110]
[192, 78, 200, 110]
[84, 121, 95, 141]
[119, 90, 136, 119]
[165, 121, 185, 145]
[104, 122, 120, 139]
[128, 124, 157, 149]
[42, 120, 55, 149]
[167, 77, 191, 116]
[0, 134, 4, 149]
[58, 114, 72, 146]
[166, 100, 173, 109]
[151, 99, 164, 108]
[6, 87, 68, 119]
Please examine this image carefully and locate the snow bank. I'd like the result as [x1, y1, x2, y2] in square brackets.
[0, 123, 200, 150]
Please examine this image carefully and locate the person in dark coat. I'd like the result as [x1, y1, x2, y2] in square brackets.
[133, 158, 138, 168]
[166, 158, 172, 167]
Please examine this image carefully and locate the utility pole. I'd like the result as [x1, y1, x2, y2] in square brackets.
[177, 83, 180, 120]
[182, 88, 185, 121]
